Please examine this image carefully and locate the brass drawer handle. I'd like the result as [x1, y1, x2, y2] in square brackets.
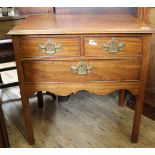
[101, 37, 125, 53]
[71, 61, 93, 75]
[39, 39, 62, 55]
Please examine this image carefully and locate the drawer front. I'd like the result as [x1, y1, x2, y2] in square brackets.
[23, 59, 142, 83]
[19, 37, 80, 57]
[84, 36, 143, 56]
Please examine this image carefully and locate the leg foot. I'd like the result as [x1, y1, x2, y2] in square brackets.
[131, 133, 138, 143]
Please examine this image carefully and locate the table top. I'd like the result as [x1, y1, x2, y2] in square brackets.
[8, 14, 155, 35]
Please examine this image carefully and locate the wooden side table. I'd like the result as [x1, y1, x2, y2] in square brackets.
[8, 13, 155, 145]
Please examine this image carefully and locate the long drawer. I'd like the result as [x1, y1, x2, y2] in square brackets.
[84, 36, 143, 57]
[19, 36, 81, 57]
[23, 59, 142, 83]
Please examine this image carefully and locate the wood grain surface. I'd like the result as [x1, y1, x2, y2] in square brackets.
[8, 14, 155, 35]
[23, 59, 142, 83]
[84, 36, 143, 56]
[19, 36, 80, 57]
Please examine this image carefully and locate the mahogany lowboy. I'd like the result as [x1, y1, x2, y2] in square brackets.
[8, 14, 154, 145]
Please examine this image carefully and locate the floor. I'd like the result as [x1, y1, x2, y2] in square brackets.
[0, 62, 155, 148]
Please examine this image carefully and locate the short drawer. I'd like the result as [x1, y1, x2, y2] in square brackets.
[19, 36, 80, 57]
[23, 59, 142, 83]
[84, 36, 143, 56]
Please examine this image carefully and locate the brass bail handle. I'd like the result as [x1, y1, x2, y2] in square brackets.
[71, 61, 93, 75]
[102, 37, 125, 53]
[38, 39, 63, 55]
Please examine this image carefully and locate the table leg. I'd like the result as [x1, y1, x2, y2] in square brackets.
[37, 91, 44, 108]
[0, 74, 2, 83]
[118, 90, 125, 107]
[0, 103, 10, 148]
[131, 93, 144, 143]
[21, 93, 34, 145]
